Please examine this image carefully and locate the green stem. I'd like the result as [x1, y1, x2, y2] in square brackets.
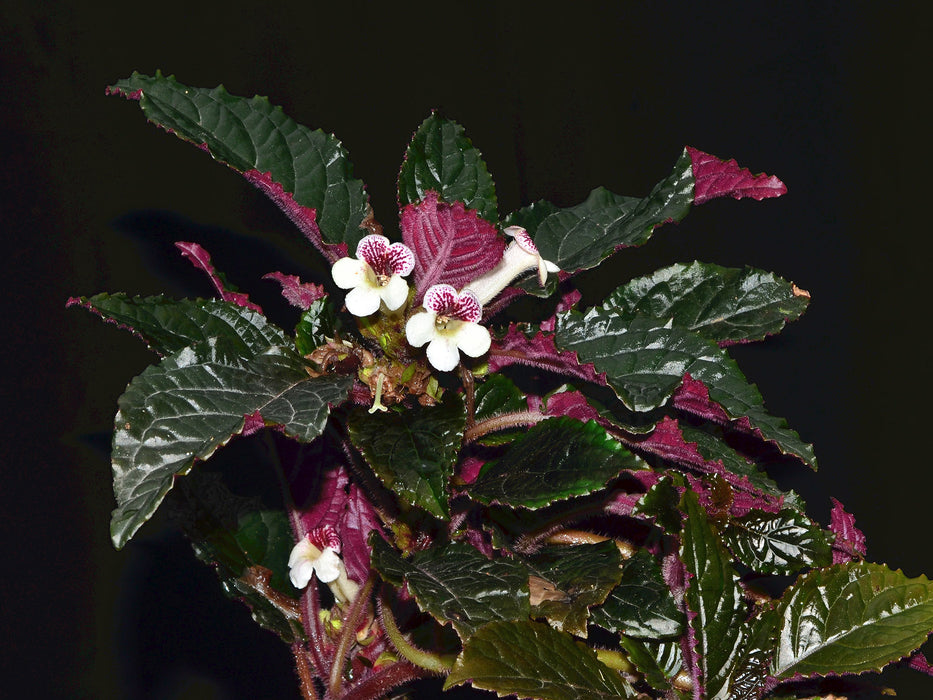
[378, 589, 455, 674]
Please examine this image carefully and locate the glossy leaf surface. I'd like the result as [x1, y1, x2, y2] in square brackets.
[590, 549, 684, 639]
[526, 149, 693, 274]
[724, 509, 832, 575]
[771, 562, 933, 677]
[111, 339, 351, 548]
[602, 261, 809, 345]
[398, 113, 497, 222]
[371, 538, 529, 638]
[681, 490, 746, 699]
[556, 310, 816, 468]
[347, 394, 465, 519]
[468, 418, 643, 508]
[444, 620, 637, 698]
[69, 293, 288, 356]
[109, 72, 368, 250]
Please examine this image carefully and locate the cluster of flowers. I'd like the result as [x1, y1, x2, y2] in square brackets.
[288, 224, 558, 591]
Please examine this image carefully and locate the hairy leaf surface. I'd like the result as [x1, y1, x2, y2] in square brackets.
[468, 418, 644, 508]
[556, 310, 816, 468]
[111, 339, 352, 548]
[371, 538, 529, 638]
[398, 113, 497, 222]
[590, 549, 684, 639]
[602, 262, 809, 345]
[444, 620, 637, 698]
[69, 293, 288, 356]
[108, 72, 368, 251]
[771, 562, 933, 677]
[348, 394, 466, 519]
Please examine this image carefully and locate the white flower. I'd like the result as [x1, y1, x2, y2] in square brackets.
[405, 284, 491, 372]
[288, 526, 343, 589]
[462, 226, 559, 305]
[331, 234, 415, 316]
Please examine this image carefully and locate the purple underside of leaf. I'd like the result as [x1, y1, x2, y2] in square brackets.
[636, 417, 783, 516]
[339, 483, 384, 583]
[906, 651, 933, 677]
[605, 470, 662, 516]
[174, 241, 263, 312]
[401, 191, 504, 302]
[263, 271, 327, 310]
[672, 373, 800, 465]
[680, 606, 704, 700]
[293, 464, 350, 535]
[241, 410, 265, 436]
[829, 497, 867, 563]
[488, 324, 606, 385]
[687, 146, 787, 205]
[243, 170, 348, 262]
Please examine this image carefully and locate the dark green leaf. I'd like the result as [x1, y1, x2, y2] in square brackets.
[678, 424, 805, 511]
[529, 149, 693, 274]
[294, 297, 339, 356]
[398, 113, 497, 222]
[681, 490, 746, 699]
[616, 638, 683, 693]
[631, 475, 683, 534]
[110, 72, 368, 248]
[556, 310, 816, 468]
[171, 471, 301, 641]
[468, 418, 645, 509]
[602, 261, 810, 344]
[522, 541, 622, 637]
[111, 339, 352, 548]
[770, 562, 933, 677]
[444, 620, 638, 698]
[71, 293, 288, 356]
[724, 509, 832, 575]
[347, 394, 465, 519]
[591, 549, 684, 639]
[370, 538, 529, 638]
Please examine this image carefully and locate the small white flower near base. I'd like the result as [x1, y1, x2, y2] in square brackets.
[405, 284, 491, 372]
[331, 234, 415, 316]
[288, 525, 343, 589]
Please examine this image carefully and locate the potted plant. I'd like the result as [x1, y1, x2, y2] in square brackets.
[71, 71, 933, 699]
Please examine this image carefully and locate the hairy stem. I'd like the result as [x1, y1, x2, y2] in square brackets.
[292, 641, 320, 700]
[463, 411, 547, 443]
[341, 661, 425, 700]
[378, 589, 455, 674]
[329, 572, 376, 697]
[459, 364, 476, 427]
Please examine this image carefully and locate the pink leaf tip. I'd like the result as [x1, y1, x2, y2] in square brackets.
[687, 146, 787, 205]
[175, 241, 263, 313]
[263, 272, 327, 310]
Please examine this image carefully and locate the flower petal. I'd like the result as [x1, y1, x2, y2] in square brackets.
[380, 274, 410, 311]
[356, 234, 390, 264]
[288, 538, 322, 589]
[313, 548, 342, 583]
[426, 336, 462, 372]
[405, 311, 436, 347]
[423, 284, 459, 314]
[332, 257, 367, 290]
[344, 285, 382, 317]
[387, 242, 415, 277]
[454, 322, 492, 358]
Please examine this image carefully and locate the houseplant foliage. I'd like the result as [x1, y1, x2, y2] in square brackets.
[71, 71, 933, 699]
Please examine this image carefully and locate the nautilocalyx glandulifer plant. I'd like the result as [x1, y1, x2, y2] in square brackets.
[71, 71, 933, 699]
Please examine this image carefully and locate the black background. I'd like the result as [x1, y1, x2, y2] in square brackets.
[3, 2, 932, 698]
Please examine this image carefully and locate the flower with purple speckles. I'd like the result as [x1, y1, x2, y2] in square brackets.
[405, 284, 491, 372]
[331, 234, 415, 316]
[463, 225, 559, 305]
[288, 526, 360, 603]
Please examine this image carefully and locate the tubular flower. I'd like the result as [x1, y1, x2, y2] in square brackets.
[462, 225, 560, 305]
[405, 284, 491, 372]
[288, 526, 360, 603]
[331, 234, 415, 316]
